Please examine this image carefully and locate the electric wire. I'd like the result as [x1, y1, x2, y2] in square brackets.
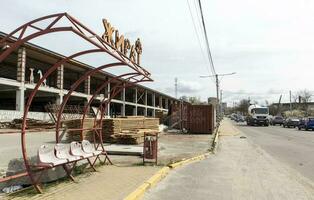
[186, 0, 216, 83]
[186, 0, 208, 73]
[197, 0, 217, 76]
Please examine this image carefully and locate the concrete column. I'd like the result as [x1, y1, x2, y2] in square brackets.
[165, 98, 169, 109]
[56, 94, 63, 105]
[144, 90, 148, 116]
[107, 81, 111, 116]
[152, 93, 156, 117]
[84, 76, 91, 95]
[17, 47, 26, 82]
[134, 87, 138, 116]
[84, 96, 91, 116]
[16, 88, 25, 112]
[121, 83, 126, 117]
[57, 64, 64, 89]
[16, 47, 26, 111]
[159, 96, 163, 109]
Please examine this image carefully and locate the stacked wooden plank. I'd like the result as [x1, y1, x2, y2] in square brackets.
[103, 117, 159, 144]
[64, 118, 95, 142]
[64, 117, 159, 144]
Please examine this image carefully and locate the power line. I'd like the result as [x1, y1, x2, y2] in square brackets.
[186, 0, 215, 83]
[197, 0, 217, 76]
[186, 0, 210, 75]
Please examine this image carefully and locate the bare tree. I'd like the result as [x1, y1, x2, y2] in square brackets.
[296, 89, 312, 115]
[235, 99, 250, 115]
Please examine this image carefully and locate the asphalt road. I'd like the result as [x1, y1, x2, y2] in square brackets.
[235, 122, 314, 182]
[143, 120, 314, 200]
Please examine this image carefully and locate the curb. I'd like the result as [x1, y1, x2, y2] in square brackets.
[123, 153, 210, 200]
[212, 121, 222, 154]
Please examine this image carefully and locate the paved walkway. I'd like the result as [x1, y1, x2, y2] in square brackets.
[0, 128, 213, 199]
[7, 165, 160, 200]
[143, 119, 314, 200]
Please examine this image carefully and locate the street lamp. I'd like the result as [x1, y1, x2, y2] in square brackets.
[200, 72, 236, 119]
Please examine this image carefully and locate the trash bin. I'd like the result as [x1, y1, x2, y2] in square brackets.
[143, 132, 158, 164]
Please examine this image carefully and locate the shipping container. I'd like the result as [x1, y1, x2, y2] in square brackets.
[169, 102, 215, 134]
[188, 104, 215, 134]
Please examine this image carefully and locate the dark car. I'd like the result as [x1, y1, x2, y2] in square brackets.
[235, 115, 245, 122]
[298, 117, 314, 130]
[271, 116, 284, 126]
[283, 118, 299, 128]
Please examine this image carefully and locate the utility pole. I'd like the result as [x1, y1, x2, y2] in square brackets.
[289, 90, 292, 111]
[175, 77, 178, 99]
[215, 74, 219, 106]
[200, 72, 236, 120]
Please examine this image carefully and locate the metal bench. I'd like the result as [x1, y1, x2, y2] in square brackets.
[81, 140, 102, 156]
[33, 144, 77, 191]
[70, 141, 100, 171]
[55, 143, 81, 162]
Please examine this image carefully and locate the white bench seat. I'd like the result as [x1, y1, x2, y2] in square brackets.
[82, 140, 102, 156]
[55, 143, 81, 162]
[38, 145, 68, 167]
[70, 142, 94, 158]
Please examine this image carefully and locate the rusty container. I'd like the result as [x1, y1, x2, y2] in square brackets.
[188, 104, 215, 134]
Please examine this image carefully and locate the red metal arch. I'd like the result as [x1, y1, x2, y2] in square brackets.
[90, 75, 146, 136]
[0, 12, 151, 77]
[0, 13, 153, 193]
[55, 62, 127, 142]
[94, 76, 150, 137]
[87, 76, 150, 153]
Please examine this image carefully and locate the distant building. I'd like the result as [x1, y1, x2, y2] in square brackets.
[221, 102, 227, 113]
[208, 97, 218, 105]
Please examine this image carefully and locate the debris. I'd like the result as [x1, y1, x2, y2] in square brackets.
[2, 185, 23, 193]
[0, 118, 54, 130]
[240, 136, 247, 139]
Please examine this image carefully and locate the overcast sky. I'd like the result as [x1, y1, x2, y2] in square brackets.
[1, 0, 314, 106]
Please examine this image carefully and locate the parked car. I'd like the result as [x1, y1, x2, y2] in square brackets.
[298, 117, 314, 130]
[283, 118, 299, 128]
[271, 116, 284, 126]
[235, 115, 245, 122]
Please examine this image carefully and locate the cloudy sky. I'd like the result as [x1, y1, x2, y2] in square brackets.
[1, 0, 314, 106]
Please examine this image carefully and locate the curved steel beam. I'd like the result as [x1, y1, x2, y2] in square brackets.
[79, 73, 140, 139]
[0, 12, 153, 192]
[93, 76, 150, 139]
[0, 12, 152, 78]
[55, 62, 128, 142]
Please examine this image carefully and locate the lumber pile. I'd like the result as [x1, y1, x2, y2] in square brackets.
[64, 118, 95, 142]
[102, 117, 159, 144]
[64, 117, 159, 144]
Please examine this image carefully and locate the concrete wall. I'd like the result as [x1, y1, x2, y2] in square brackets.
[0, 110, 51, 122]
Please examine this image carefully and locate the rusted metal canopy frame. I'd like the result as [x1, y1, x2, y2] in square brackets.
[79, 73, 141, 136]
[0, 12, 152, 77]
[90, 75, 150, 144]
[0, 13, 152, 193]
[88, 76, 150, 159]
[77, 74, 146, 165]
[56, 72, 142, 165]
[57, 72, 140, 142]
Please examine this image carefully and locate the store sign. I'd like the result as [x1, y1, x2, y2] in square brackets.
[102, 19, 142, 65]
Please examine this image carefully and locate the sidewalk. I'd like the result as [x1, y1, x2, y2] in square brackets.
[143, 119, 314, 200]
[6, 165, 160, 200]
[2, 130, 213, 199]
